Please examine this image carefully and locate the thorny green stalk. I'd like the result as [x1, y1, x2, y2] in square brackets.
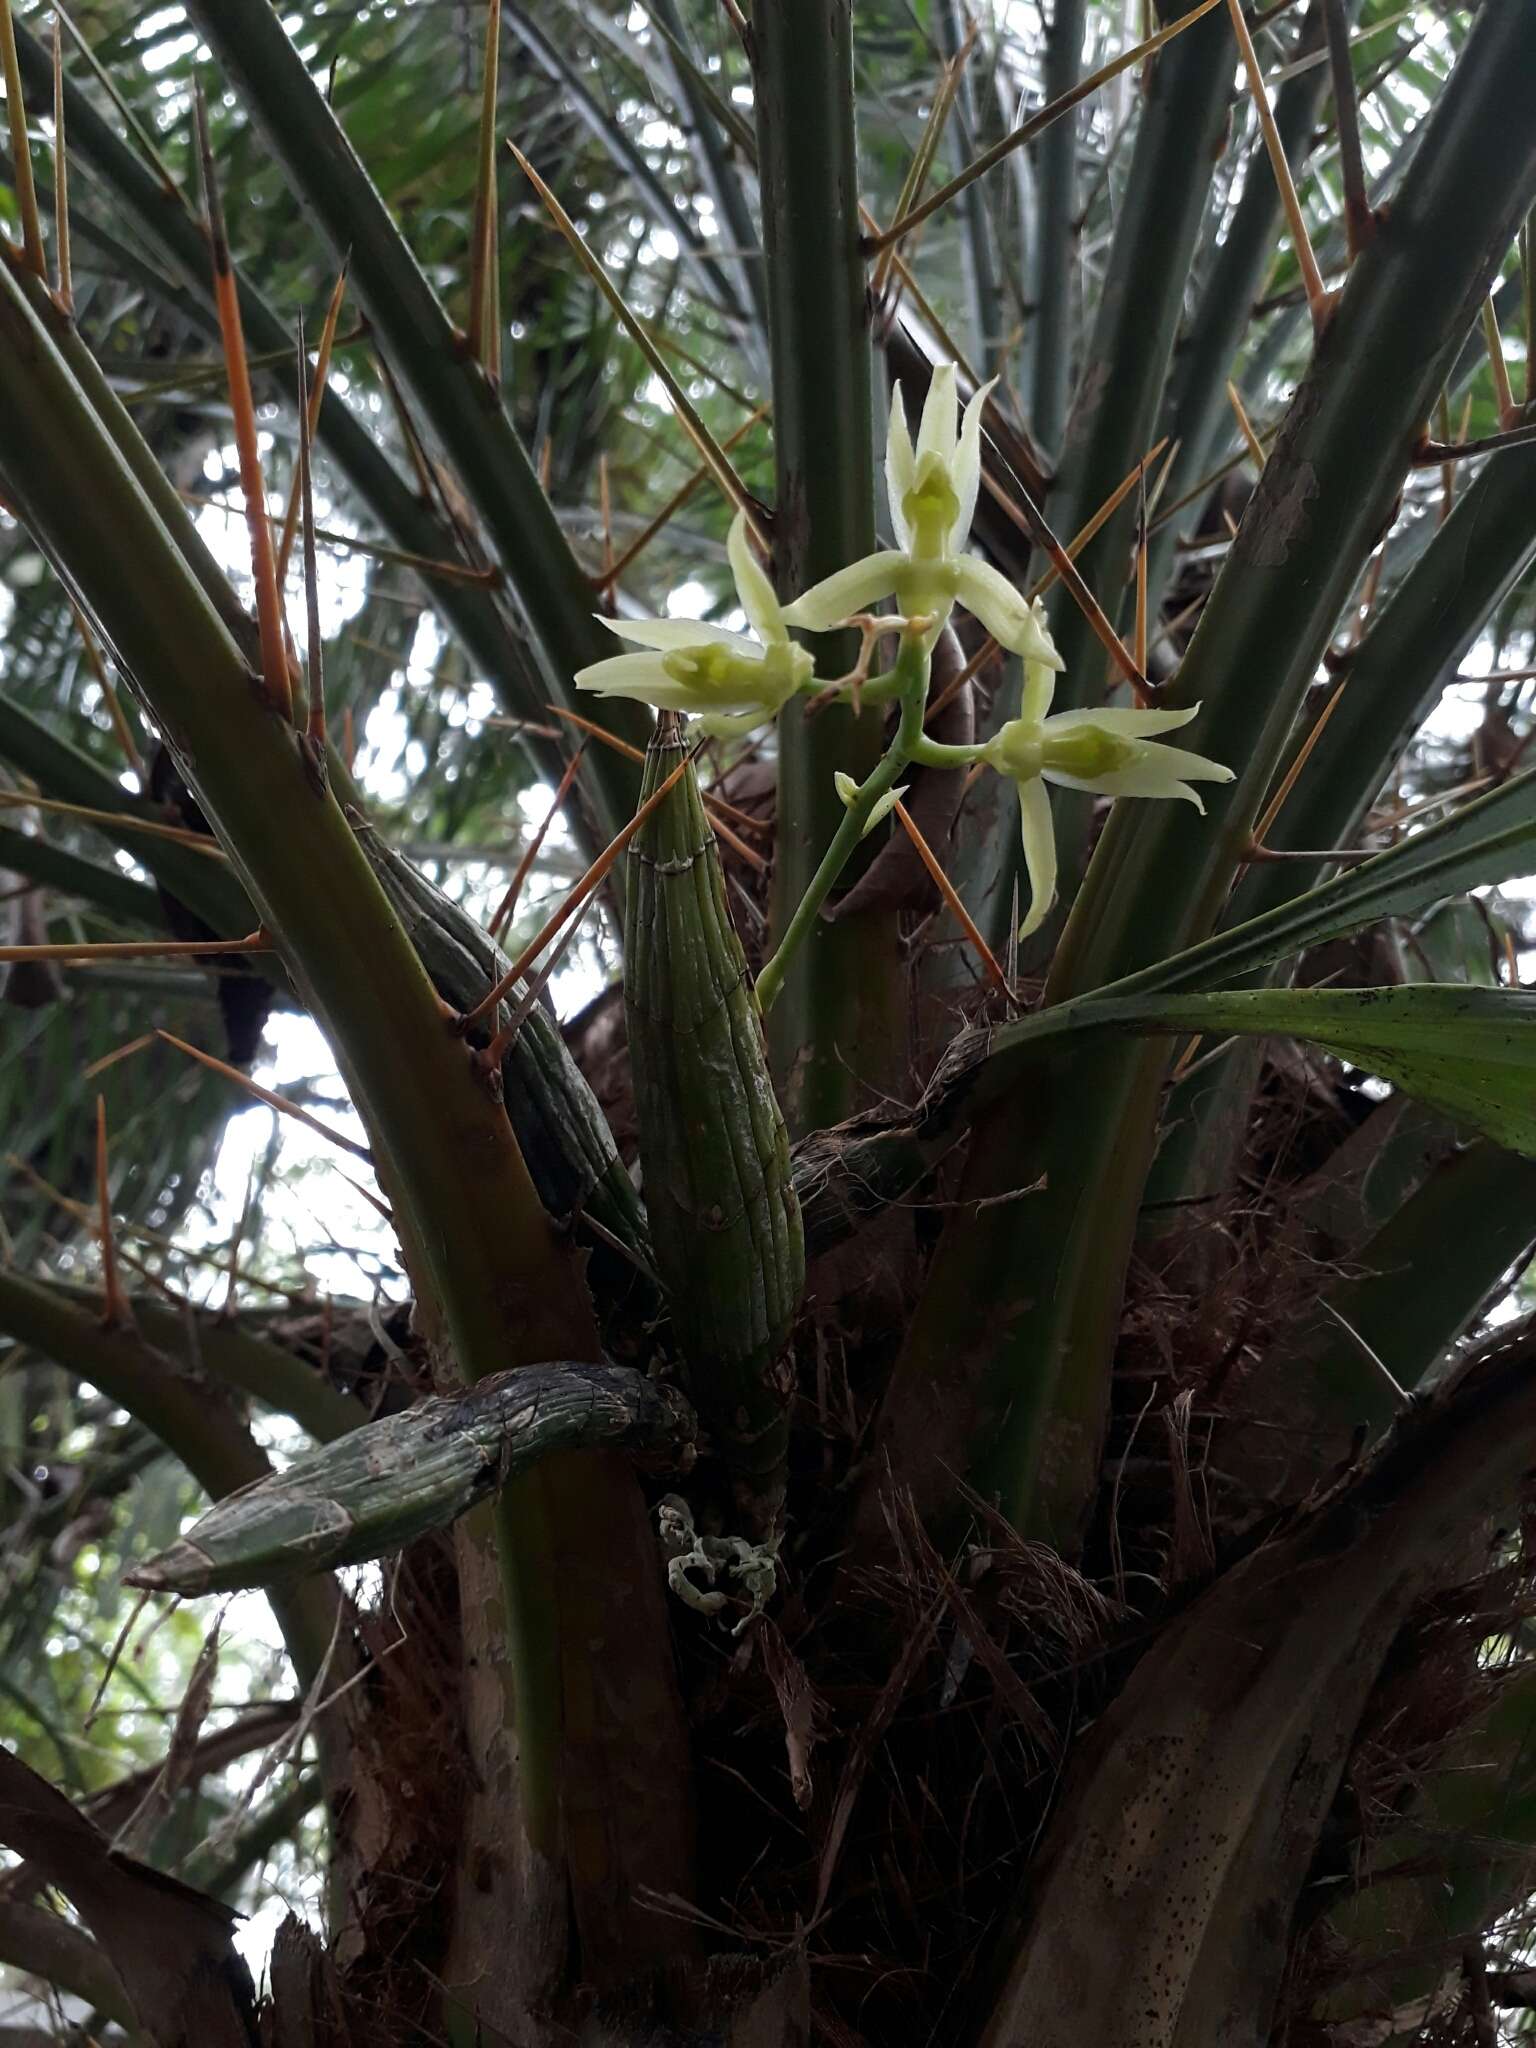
[753, 0, 900, 1132]
[1006, 0, 1536, 1534]
[1032, 0, 1083, 453]
[7, 11, 583, 817]
[864, 0, 1225, 256]
[183, 0, 648, 849]
[0, 249, 693, 1978]
[1157, 425, 1536, 1213]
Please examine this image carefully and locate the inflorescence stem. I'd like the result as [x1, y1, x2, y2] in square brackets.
[756, 635, 933, 1013]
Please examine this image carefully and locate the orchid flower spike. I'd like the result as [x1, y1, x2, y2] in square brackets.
[576, 512, 814, 736]
[781, 364, 1059, 667]
[980, 649, 1235, 939]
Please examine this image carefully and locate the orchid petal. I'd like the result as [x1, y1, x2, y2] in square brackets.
[697, 704, 779, 738]
[953, 558, 1065, 664]
[1042, 744, 1234, 804]
[575, 652, 700, 708]
[1043, 767, 1210, 808]
[599, 614, 758, 656]
[575, 649, 671, 689]
[951, 375, 998, 552]
[727, 511, 782, 643]
[781, 551, 908, 633]
[885, 386, 916, 553]
[1040, 704, 1200, 737]
[1017, 775, 1058, 940]
[1121, 741, 1234, 784]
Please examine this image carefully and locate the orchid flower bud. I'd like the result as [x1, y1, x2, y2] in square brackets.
[835, 769, 907, 838]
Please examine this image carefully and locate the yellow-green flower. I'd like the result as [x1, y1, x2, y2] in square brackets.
[780, 364, 1060, 666]
[981, 654, 1234, 938]
[576, 511, 813, 736]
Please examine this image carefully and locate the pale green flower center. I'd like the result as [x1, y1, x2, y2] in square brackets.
[902, 454, 959, 561]
[986, 718, 1140, 785]
[1039, 724, 1137, 780]
[660, 637, 810, 702]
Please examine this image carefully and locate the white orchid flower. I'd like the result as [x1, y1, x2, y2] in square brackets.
[576, 511, 814, 736]
[980, 653, 1235, 938]
[781, 364, 1061, 667]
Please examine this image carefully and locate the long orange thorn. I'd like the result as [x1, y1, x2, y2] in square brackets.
[981, 465, 1149, 696]
[51, 13, 71, 306]
[194, 82, 291, 718]
[601, 405, 769, 587]
[1028, 440, 1168, 603]
[510, 140, 767, 545]
[1250, 670, 1352, 849]
[1226, 379, 1267, 472]
[489, 886, 600, 1061]
[275, 260, 349, 588]
[1143, 435, 1182, 522]
[0, 788, 224, 854]
[541, 702, 647, 763]
[866, 0, 1225, 255]
[0, 931, 268, 964]
[540, 704, 768, 867]
[893, 798, 1010, 1002]
[1225, 0, 1331, 334]
[1482, 296, 1518, 430]
[488, 742, 588, 940]
[83, 1031, 156, 1079]
[156, 1029, 372, 1160]
[9, 1148, 310, 1301]
[462, 751, 694, 1036]
[191, 489, 495, 587]
[871, 18, 975, 301]
[0, 0, 45, 274]
[295, 325, 326, 754]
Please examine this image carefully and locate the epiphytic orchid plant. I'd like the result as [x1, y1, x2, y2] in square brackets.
[584, 365, 1232, 980]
